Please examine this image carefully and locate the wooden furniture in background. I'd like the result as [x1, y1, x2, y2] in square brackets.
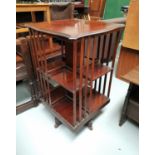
[16, 55, 27, 82]
[88, 0, 106, 18]
[16, 3, 52, 34]
[104, 17, 126, 25]
[16, 40, 28, 82]
[116, 0, 139, 125]
[17, 2, 74, 62]
[117, 0, 139, 83]
[119, 83, 139, 125]
[117, 47, 139, 84]
[122, 0, 139, 50]
[50, 3, 74, 20]
[16, 2, 86, 33]
[16, 3, 52, 22]
[27, 19, 124, 132]
[16, 37, 38, 114]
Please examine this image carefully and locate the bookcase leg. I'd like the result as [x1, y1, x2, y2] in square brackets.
[54, 117, 62, 128]
[119, 83, 133, 126]
[119, 113, 127, 126]
[86, 120, 93, 130]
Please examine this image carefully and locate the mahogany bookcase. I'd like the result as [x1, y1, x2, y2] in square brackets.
[27, 19, 124, 132]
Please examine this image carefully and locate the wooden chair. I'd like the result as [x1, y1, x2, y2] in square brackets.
[50, 3, 74, 20]
[87, 0, 106, 20]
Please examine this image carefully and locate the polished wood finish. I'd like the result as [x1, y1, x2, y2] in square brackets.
[83, 64, 112, 81]
[122, 66, 139, 85]
[48, 68, 82, 93]
[116, 46, 139, 85]
[28, 19, 124, 131]
[27, 19, 124, 39]
[88, 0, 106, 17]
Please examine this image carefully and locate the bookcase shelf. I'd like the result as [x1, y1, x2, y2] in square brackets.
[50, 86, 110, 129]
[86, 91, 110, 113]
[48, 68, 85, 93]
[83, 63, 112, 81]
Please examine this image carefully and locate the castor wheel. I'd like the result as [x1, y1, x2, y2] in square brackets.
[87, 121, 93, 130]
[54, 117, 62, 128]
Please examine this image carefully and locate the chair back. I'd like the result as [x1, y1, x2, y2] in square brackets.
[88, 0, 106, 18]
[50, 3, 74, 20]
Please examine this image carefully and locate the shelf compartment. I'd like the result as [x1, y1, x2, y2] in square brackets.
[47, 59, 65, 74]
[86, 92, 110, 113]
[48, 68, 85, 93]
[50, 86, 66, 105]
[51, 90, 109, 128]
[36, 59, 65, 81]
[83, 63, 112, 81]
[52, 97, 79, 127]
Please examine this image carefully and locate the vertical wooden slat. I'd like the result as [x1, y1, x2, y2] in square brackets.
[29, 29, 37, 72]
[98, 35, 104, 63]
[40, 34, 52, 105]
[37, 33, 48, 102]
[89, 38, 94, 97]
[35, 31, 46, 101]
[107, 30, 122, 97]
[73, 40, 77, 126]
[91, 36, 98, 94]
[79, 38, 85, 121]
[30, 30, 38, 70]
[84, 37, 91, 114]
[40, 34, 47, 72]
[29, 29, 40, 100]
[98, 35, 104, 93]
[83, 38, 87, 115]
[102, 33, 111, 94]
[41, 34, 50, 103]
[31, 30, 44, 99]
